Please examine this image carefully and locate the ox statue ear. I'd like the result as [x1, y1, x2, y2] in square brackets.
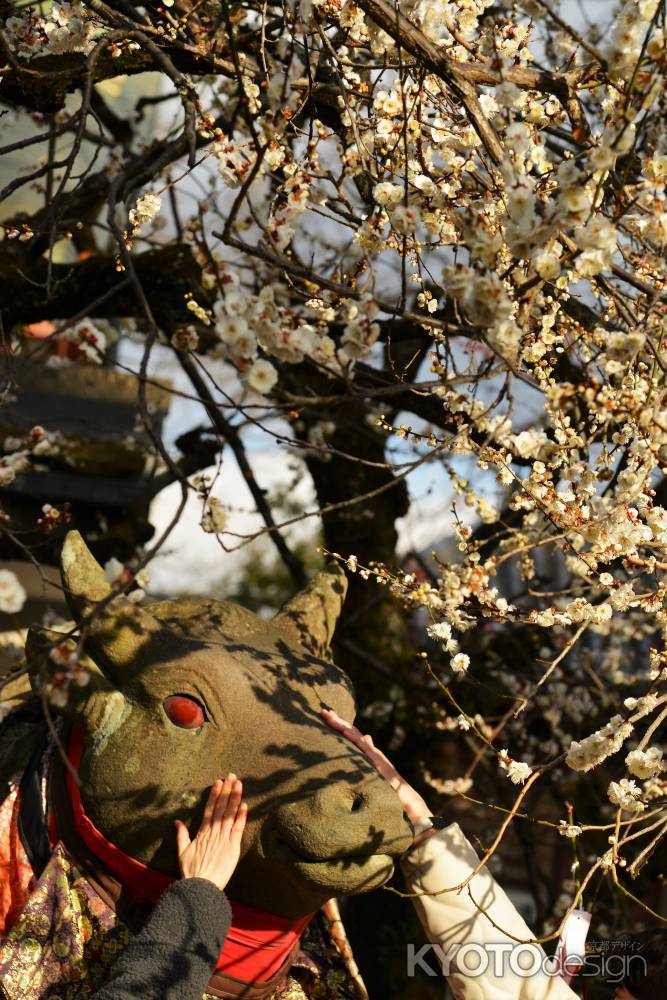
[272, 563, 348, 658]
[26, 626, 125, 739]
[60, 530, 164, 682]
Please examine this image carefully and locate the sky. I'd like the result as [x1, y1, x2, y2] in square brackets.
[120, 339, 468, 595]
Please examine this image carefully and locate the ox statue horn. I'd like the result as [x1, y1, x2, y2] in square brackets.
[273, 562, 348, 658]
[60, 530, 164, 678]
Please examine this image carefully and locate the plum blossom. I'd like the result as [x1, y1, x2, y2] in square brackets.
[558, 822, 583, 838]
[0, 570, 26, 614]
[244, 359, 279, 395]
[607, 778, 646, 814]
[425, 772, 473, 796]
[499, 750, 533, 784]
[427, 621, 453, 642]
[4, 2, 105, 58]
[372, 182, 403, 207]
[625, 746, 664, 779]
[202, 497, 227, 534]
[0, 451, 30, 487]
[566, 715, 634, 772]
[129, 193, 162, 231]
[450, 653, 470, 674]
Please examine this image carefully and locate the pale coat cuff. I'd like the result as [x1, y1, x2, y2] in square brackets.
[401, 822, 579, 1000]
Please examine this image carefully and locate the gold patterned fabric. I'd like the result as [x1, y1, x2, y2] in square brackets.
[0, 844, 131, 999]
[0, 787, 360, 1000]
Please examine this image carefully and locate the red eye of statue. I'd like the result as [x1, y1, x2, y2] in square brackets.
[163, 695, 206, 729]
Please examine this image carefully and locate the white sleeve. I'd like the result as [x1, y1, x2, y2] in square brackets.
[400, 822, 579, 1000]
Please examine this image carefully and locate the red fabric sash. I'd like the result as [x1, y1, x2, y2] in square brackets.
[62, 728, 312, 983]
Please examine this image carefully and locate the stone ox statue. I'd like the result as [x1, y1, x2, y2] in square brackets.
[0, 531, 412, 999]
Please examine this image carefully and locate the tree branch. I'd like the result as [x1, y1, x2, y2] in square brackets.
[176, 352, 308, 588]
[355, 0, 593, 146]
[0, 244, 206, 328]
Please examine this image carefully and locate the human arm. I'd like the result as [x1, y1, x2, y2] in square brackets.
[321, 710, 578, 1000]
[93, 775, 246, 1000]
[403, 820, 579, 1000]
[320, 708, 433, 829]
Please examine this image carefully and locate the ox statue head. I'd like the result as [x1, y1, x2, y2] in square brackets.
[26, 531, 413, 917]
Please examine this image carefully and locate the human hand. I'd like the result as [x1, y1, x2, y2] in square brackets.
[321, 708, 433, 828]
[175, 774, 247, 893]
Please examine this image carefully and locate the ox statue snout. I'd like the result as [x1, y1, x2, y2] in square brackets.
[270, 772, 414, 895]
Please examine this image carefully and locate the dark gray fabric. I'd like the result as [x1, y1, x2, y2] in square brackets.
[94, 878, 232, 1000]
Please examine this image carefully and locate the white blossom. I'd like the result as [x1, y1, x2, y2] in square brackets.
[607, 778, 646, 814]
[558, 822, 583, 838]
[427, 621, 452, 641]
[0, 570, 27, 614]
[202, 497, 227, 534]
[372, 182, 403, 206]
[244, 359, 279, 395]
[450, 652, 470, 674]
[425, 772, 473, 796]
[625, 746, 663, 779]
[499, 749, 533, 784]
[566, 715, 634, 772]
[129, 193, 162, 230]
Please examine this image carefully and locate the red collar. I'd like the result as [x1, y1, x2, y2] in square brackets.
[63, 728, 311, 983]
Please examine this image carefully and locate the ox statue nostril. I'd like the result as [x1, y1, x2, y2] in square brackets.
[350, 792, 366, 813]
